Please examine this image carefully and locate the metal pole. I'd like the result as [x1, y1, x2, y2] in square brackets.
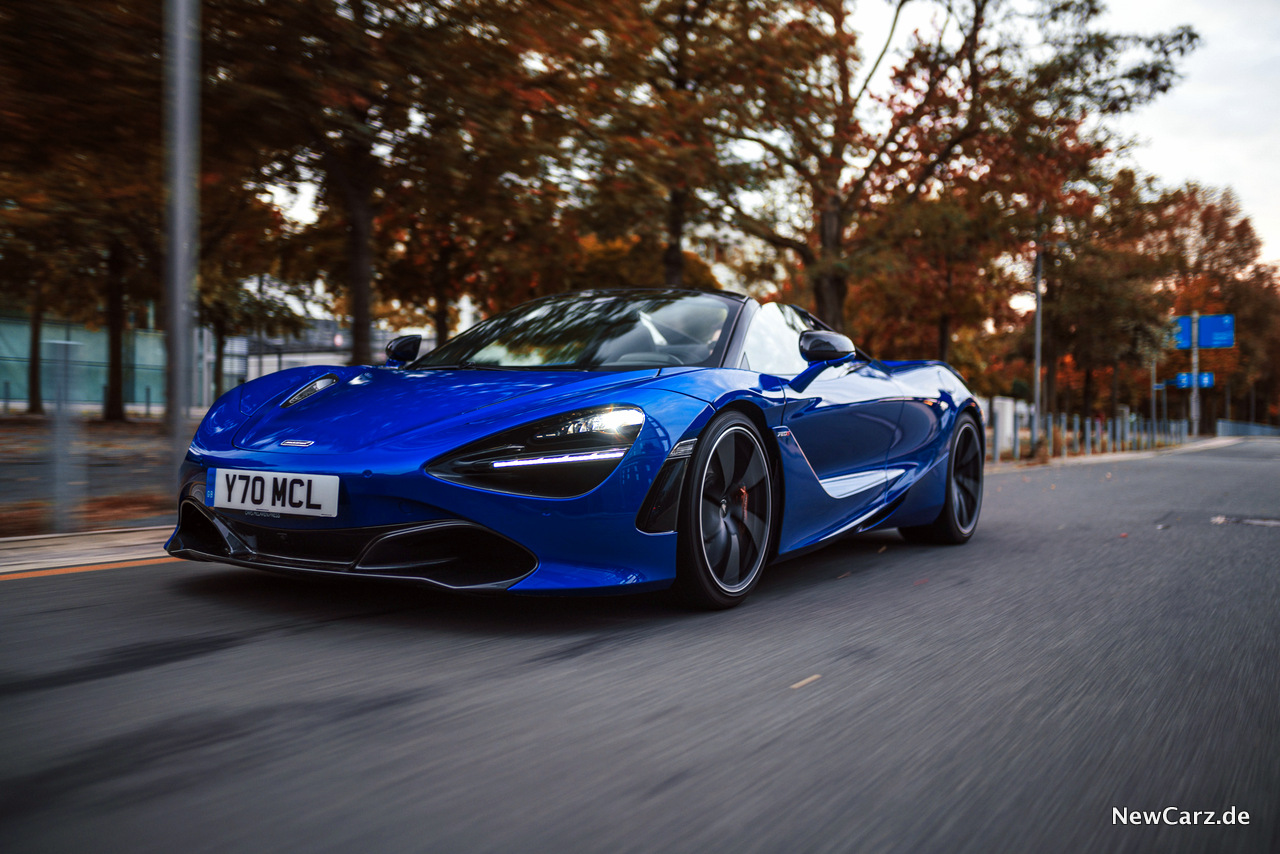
[164, 0, 199, 470]
[1032, 241, 1043, 455]
[1150, 356, 1157, 426]
[988, 409, 998, 463]
[49, 341, 84, 533]
[1190, 310, 1200, 437]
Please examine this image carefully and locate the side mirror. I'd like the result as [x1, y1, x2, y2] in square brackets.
[384, 334, 422, 368]
[799, 330, 855, 363]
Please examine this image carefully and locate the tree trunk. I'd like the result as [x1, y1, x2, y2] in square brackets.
[937, 268, 953, 362]
[326, 134, 378, 367]
[27, 280, 44, 416]
[662, 187, 688, 289]
[431, 240, 456, 349]
[1081, 367, 1093, 419]
[1044, 334, 1057, 417]
[811, 192, 846, 332]
[212, 321, 226, 399]
[346, 188, 374, 366]
[1110, 359, 1120, 418]
[812, 270, 847, 333]
[104, 240, 127, 421]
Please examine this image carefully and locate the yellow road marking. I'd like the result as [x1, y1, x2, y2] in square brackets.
[0, 556, 179, 581]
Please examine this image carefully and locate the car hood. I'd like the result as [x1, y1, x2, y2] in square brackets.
[231, 367, 664, 454]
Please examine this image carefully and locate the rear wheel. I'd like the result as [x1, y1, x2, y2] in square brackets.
[676, 412, 775, 609]
[900, 412, 983, 545]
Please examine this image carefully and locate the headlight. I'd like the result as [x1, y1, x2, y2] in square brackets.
[281, 374, 338, 408]
[427, 406, 645, 498]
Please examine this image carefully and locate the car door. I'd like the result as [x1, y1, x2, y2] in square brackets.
[739, 303, 902, 512]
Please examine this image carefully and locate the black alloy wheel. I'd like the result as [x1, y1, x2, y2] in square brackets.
[900, 411, 983, 545]
[677, 411, 775, 609]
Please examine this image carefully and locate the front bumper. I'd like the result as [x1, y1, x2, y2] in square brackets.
[167, 499, 539, 590]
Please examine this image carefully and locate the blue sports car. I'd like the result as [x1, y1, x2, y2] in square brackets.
[167, 289, 984, 608]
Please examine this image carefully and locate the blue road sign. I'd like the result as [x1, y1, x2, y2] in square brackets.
[1173, 314, 1235, 349]
[1176, 372, 1214, 389]
[1199, 315, 1235, 348]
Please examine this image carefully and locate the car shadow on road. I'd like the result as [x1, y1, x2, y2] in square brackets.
[170, 529, 910, 636]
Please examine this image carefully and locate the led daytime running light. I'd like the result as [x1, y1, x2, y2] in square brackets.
[491, 449, 627, 469]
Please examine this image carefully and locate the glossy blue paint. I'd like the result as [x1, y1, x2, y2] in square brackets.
[169, 295, 983, 595]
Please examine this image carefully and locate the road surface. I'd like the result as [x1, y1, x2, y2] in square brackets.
[2, 439, 1279, 853]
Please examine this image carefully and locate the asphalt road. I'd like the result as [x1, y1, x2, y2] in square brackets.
[2, 440, 1279, 854]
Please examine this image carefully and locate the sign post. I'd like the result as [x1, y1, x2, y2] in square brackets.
[1150, 356, 1157, 427]
[1190, 310, 1199, 437]
[1173, 313, 1234, 438]
[1032, 239, 1043, 455]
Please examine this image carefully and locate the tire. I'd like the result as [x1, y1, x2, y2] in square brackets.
[900, 411, 983, 545]
[675, 411, 775, 609]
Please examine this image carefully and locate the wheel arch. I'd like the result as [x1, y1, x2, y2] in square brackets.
[957, 400, 985, 456]
[703, 399, 785, 560]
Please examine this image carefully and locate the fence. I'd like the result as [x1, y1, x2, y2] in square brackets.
[983, 397, 1190, 463]
[1216, 419, 1280, 437]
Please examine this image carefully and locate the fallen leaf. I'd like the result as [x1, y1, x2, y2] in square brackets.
[877, 546, 887, 553]
[1119, 533, 1128, 538]
[913, 579, 928, 585]
[836, 571, 850, 579]
[790, 674, 821, 690]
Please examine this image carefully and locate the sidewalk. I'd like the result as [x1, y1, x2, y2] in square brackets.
[983, 436, 1245, 475]
[0, 526, 173, 574]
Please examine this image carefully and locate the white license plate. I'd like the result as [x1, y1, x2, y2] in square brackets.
[211, 469, 339, 517]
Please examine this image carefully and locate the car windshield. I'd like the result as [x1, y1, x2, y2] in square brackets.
[411, 291, 738, 371]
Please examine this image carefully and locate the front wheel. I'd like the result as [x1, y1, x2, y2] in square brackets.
[900, 411, 983, 545]
[675, 412, 775, 609]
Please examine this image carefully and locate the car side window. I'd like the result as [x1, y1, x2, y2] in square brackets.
[739, 303, 814, 377]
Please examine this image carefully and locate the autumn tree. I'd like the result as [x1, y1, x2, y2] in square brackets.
[1, 0, 302, 419]
[1162, 186, 1280, 426]
[1034, 170, 1181, 416]
[722, 0, 1197, 334]
[569, 1, 784, 288]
